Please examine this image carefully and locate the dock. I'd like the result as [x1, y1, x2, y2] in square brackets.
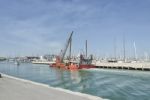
[32, 61, 55, 65]
[0, 74, 106, 100]
[95, 62, 150, 71]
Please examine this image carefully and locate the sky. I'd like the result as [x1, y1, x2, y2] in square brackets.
[0, 0, 150, 58]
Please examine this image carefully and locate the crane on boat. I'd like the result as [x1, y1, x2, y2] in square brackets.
[50, 31, 96, 70]
[51, 31, 73, 68]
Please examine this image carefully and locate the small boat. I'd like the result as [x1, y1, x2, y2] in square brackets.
[14, 61, 20, 66]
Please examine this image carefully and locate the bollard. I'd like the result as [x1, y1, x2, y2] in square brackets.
[0, 74, 2, 78]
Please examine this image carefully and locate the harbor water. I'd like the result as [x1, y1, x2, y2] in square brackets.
[0, 62, 150, 100]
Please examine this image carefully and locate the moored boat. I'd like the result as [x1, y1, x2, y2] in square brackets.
[49, 32, 96, 70]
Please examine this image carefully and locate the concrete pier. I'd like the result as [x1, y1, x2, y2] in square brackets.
[0, 74, 106, 100]
[32, 61, 55, 65]
[95, 62, 150, 71]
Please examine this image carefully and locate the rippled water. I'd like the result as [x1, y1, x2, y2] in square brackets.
[0, 62, 150, 100]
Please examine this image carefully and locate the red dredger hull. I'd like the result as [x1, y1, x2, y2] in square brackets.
[50, 63, 66, 68]
[50, 63, 96, 70]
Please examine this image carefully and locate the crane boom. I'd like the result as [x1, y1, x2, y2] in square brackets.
[60, 31, 73, 62]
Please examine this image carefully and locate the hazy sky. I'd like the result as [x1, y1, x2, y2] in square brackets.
[0, 0, 150, 58]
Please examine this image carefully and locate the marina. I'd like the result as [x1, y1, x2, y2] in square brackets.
[1, 30, 150, 100]
[1, 0, 150, 100]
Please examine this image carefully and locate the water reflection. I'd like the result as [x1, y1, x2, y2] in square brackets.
[70, 70, 81, 84]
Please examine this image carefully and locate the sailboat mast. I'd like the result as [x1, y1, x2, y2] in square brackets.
[134, 41, 137, 60]
[114, 37, 116, 60]
[123, 35, 126, 62]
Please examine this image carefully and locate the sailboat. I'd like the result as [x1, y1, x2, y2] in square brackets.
[14, 60, 20, 66]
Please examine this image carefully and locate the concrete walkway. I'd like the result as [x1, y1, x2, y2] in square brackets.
[0, 74, 106, 100]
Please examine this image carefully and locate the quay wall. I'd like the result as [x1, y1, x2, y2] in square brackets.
[94, 62, 150, 71]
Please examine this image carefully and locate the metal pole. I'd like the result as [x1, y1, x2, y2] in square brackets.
[86, 40, 87, 58]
